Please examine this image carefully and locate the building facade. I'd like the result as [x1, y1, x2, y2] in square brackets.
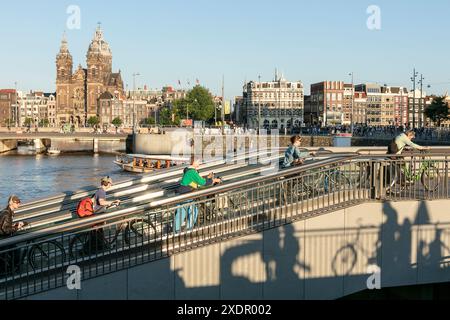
[355, 84, 382, 126]
[243, 75, 304, 130]
[0, 89, 16, 127]
[408, 89, 426, 128]
[56, 27, 124, 128]
[310, 81, 345, 126]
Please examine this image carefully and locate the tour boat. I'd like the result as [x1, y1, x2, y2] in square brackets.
[114, 154, 189, 173]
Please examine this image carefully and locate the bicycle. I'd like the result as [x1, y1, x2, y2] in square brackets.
[387, 150, 440, 195]
[0, 223, 66, 276]
[68, 203, 158, 259]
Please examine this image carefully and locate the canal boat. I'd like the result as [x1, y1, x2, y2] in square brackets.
[114, 154, 189, 173]
[47, 147, 61, 156]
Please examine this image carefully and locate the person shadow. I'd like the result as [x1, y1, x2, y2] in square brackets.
[375, 202, 414, 287]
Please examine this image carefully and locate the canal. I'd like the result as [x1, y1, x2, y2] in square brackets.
[0, 147, 139, 203]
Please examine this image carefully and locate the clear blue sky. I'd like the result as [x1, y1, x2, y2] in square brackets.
[0, 0, 449, 98]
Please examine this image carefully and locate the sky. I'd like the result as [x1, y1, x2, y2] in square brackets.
[0, 0, 449, 98]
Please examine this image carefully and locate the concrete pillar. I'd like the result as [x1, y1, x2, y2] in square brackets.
[34, 139, 45, 150]
[0, 139, 18, 153]
[93, 138, 99, 154]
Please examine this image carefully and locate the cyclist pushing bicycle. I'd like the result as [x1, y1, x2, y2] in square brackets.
[282, 135, 316, 169]
[387, 130, 429, 160]
[386, 130, 438, 193]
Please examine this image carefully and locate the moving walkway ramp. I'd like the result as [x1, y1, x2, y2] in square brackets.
[2, 151, 448, 300]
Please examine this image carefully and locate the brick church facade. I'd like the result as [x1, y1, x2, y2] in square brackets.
[56, 26, 124, 127]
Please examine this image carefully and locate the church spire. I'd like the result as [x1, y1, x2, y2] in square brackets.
[94, 22, 104, 41]
[59, 31, 70, 53]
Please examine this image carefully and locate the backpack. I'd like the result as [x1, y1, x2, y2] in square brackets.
[76, 196, 95, 218]
[387, 138, 399, 155]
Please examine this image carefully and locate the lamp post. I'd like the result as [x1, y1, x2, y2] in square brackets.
[349, 72, 354, 134]
[418, 74, 424, 128]
[258, 75, 261, 135]
[14, 81, 18, 128]
[411, 68, 418, 129]
[132, 72, 140, 132]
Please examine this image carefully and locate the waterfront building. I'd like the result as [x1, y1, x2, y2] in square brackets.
[0, 89, 16, 127]
[242, 74, 304, 130]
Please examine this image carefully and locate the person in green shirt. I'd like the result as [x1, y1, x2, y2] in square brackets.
[177, 159, 222, 194]
[174, 159, 222, 233]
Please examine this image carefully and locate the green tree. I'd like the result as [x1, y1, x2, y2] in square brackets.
[424, 96, 449, 127]
[87, 116, 100, 128]
[24, 118, 33, 126]
[173, 86, 214, 122]
[39, 119, 49, 127]
[112, 117, 122, 128]
[143, 116, 156, 126]
[112, 117, 122, 133]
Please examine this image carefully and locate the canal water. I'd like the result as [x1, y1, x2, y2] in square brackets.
[0, 147, 139, 204]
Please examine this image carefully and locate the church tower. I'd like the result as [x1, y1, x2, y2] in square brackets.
[86, 25, 113, 116]
[56, 32, 73, 121]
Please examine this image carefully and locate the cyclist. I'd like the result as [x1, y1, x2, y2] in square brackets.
[386, 130, 430, 190]
[282, 135, 315, 168]
[174, 158, 222, 233]
[0, 196, 27, 274]
[388, 130, 429, 159]
[0, 195, 27, 236]
[177, 158, 222, 194]
[94, 177, 120, 214]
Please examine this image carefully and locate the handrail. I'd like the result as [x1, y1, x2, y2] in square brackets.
[150, 155, 360, 207]
[0, 154, 358, 247]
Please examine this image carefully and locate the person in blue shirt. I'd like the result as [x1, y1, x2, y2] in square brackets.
[282, 135, 314, 168]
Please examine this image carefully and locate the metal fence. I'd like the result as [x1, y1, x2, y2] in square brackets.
[0, 152, 449, 299]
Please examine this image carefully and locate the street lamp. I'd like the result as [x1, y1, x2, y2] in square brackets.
[411, 68, 419, 129]
[14, 81, 18, 128]
[418, 74, 425, 128]
[258, 75, 261, 135]
[132, 72, 140, 132]
[349, 72, 354, 134]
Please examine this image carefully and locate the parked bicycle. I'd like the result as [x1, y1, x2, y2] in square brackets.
[0, 223, 66, 276]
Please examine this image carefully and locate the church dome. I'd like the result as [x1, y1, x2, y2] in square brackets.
[87, 26, 112, 57]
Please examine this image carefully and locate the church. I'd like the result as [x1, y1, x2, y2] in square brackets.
[56, 26, 124, 127]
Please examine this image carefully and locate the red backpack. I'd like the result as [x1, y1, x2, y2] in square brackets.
[76, 196, 95, 218]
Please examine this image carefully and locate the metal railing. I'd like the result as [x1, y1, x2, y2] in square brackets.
[0, 151, 449, 299]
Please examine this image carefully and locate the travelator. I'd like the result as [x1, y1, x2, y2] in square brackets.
[1, 149, 448, 299]
[13, 149, 288, 230]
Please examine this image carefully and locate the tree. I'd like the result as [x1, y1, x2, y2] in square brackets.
[143, 116, 156, 126]
[24, 118, 33, 127]
[39, 119, 49, 127]
[424, 96, 449, 127]
[112, 117, 122, 133]
[87, 116, 100, 128]
[173, 86, 215, 123]
[112, 117, 122, 128]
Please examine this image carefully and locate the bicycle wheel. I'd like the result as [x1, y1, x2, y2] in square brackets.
[28, 241, 66, 271]
[326, 171, 351, 192]
[421, 166, 440, 192]
[124, 219, 158, 246]
[385, 165, 404, 196]
[69, 233, 90, 260]
[331, 245, 358, 276]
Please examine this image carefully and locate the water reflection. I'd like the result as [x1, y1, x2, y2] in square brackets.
[0, 147, 137, 203]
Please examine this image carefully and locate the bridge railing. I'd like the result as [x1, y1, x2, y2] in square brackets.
[0, 152, 449, 299]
